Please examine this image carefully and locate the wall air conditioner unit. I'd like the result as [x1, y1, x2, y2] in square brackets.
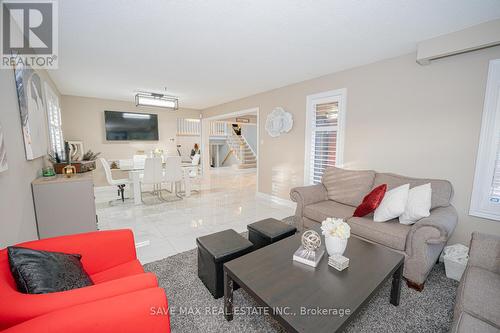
[417, 19, 500, 65]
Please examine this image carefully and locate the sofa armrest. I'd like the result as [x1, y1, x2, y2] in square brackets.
[16, 229, 137, 274]
[468, 232, 500, 274]
[2, 287, 170, 333]
[403, 206, 458, 284]
[290, 184, 327, 207]
[411, 205, 458, 245]
[0, 272, 159, 329]
[290, 184, 328, 228]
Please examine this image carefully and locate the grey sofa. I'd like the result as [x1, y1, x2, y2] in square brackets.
[451, 232, 500, 333]
[290, 167, 458, 289]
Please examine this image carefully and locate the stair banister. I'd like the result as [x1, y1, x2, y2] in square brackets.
[240, 134, 256, 157]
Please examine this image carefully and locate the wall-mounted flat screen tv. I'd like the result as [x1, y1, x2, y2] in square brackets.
[104, 111, 159, 141]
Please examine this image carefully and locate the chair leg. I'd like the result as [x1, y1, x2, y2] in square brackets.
[159, 183, 168, 201]
[140, 183, 145, 204]
[159, 182, 182, 202]
[119, 185, 125, 202]
[141, 183, 167, 205]
[157, 184, 165, 201]
[142, 184, 158, 204]
[108, 185, 131, 206]
[175, 181, 183, 199]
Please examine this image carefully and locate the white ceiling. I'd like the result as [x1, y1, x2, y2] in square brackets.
[49, 0, 500, 109]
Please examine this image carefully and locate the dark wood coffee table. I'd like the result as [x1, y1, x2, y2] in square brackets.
[223, 232, 404, 333]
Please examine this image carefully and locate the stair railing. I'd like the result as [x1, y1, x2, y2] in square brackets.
[223, 127, 257, 165]
[240, 134, 256, 158]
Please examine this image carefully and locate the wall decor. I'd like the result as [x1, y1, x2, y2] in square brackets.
[0, 123, 8, 172]
[265, 107, 293, 137]
[67, 141, 84, 162]
[14, 62, 48, 160]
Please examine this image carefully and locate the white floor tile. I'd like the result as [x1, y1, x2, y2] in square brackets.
[96, 168, 295, 263]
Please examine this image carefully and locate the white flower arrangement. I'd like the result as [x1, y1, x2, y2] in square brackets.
[153, 148, 164, 157]
[321, 217, 351, 240]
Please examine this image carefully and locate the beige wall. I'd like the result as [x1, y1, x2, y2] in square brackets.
[203, 46, 500, 244]
[60, 95, 201, 186]
[0, 68, 61, 247]
[61, 95, 200, 160]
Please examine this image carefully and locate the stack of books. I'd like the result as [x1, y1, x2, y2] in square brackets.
[293, 246, 325, 267]
[328, 254, 349, 271]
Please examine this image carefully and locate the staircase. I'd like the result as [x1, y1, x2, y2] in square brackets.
[226, 133, 257, 169]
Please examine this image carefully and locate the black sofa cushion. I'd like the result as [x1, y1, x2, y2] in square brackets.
[7, 246, 93, 294]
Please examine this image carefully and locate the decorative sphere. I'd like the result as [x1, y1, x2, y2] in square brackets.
[301, 230, 321, 251]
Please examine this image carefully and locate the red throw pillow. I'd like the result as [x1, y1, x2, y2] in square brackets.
[353, 184, 387, 217]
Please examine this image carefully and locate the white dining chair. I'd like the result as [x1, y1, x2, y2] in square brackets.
[118, 159, 134, 170]
[187, 154, 202, 193]
[99, 158, 131, 203]
[162, 156, 183, 201]
[191, 153, 201, 167]
[140, 157, 163, 204]
[133, 154, 147, 169]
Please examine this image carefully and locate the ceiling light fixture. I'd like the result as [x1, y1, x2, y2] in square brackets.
[135, 91, 178, 110]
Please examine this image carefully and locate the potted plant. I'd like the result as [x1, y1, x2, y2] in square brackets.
[321, 217, 351, 256]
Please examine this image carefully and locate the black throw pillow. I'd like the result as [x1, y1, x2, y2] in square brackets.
[7, 246, 93, 294]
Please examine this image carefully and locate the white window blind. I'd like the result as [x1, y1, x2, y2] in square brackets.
[44, 83, 64, 158]
[310, 102, 339, 184]
[470, 59, 500, 221]
[490, 136, 500, 201]
[305, 89, 346, 185]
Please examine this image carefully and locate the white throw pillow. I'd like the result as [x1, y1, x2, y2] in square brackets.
[373, 184, 410, 222]
[399, 183, 432, 225]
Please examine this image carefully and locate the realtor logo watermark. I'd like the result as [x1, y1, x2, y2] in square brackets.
[1, 0, 58, 68]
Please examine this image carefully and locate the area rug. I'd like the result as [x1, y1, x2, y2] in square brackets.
[145, 236, 459, 333]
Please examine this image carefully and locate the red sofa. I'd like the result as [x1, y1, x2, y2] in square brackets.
[0, 230, 170, 332]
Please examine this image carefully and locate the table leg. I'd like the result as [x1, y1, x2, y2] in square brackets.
[184, 175, 191, 197]
[130, 171, 142, 205]
[224, 269, 234, 321]
[390, 262, 403, 306]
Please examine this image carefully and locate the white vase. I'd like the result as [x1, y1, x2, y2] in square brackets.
[325, 236, 348, 256]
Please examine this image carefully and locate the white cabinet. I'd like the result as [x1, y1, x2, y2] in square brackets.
[32, 173, 97, 239]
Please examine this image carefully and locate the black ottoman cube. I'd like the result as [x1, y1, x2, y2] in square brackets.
[247, 218, 297, 250]
[196, 229, 253, 299]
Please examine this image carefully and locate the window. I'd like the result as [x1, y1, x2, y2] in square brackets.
[470, 59, 500, 221]
[304, 89, 346, 185]
[44, 83, 64, 158]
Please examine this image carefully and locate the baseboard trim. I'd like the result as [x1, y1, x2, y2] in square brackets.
[94, 185, 117, 193]
[256, 192, 297, 209]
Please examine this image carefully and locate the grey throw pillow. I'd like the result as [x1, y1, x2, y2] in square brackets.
[7, 246, 93, 294]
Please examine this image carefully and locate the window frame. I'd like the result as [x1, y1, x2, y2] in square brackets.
[470, 59, 500, 221]
[304, 88, 347, 185]
[44, 82, 64, 158]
